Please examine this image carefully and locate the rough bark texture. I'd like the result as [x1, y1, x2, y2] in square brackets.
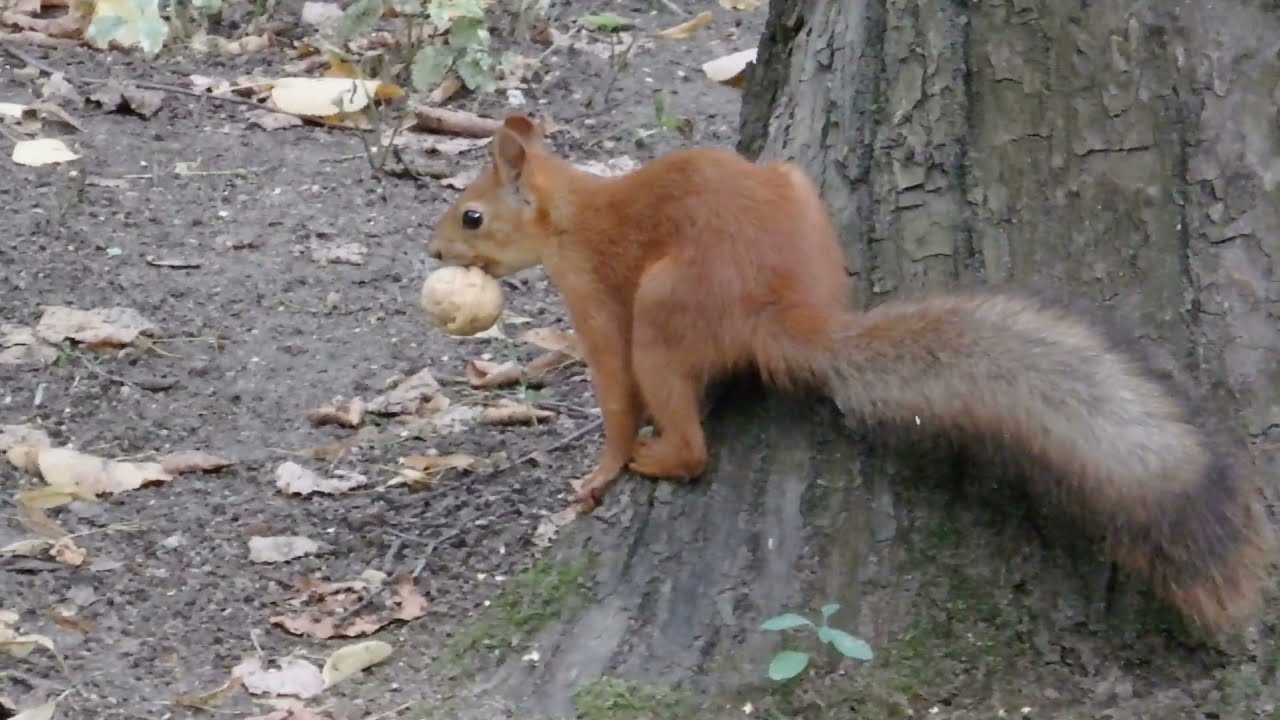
[484, 1, 1280, 716]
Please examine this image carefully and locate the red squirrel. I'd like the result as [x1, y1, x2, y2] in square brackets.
[427, 114, 1273, 636]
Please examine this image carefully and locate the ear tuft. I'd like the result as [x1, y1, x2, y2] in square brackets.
[492, 128, 528, 186]
[501, 114, 543, 144]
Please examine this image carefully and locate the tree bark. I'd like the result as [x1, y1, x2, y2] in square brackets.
[484, 1, 1280, 716]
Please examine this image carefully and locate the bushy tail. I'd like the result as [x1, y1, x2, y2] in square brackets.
[819, 292, 1272, 635]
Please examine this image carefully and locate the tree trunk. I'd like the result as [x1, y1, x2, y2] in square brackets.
[482, 1, 1280, 716]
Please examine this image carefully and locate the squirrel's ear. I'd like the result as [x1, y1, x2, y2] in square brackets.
[492, 127, 528, 186]
[501, 114, 543, 144]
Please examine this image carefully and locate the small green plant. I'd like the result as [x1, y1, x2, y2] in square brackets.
[85, 0, 170, 55]
[760, 603, 873, 681]
[578, 11, 632, 32]
[337, 0, 508, 95]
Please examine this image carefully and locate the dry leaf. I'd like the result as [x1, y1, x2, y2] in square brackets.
[655, 11, 712, 39]
[124, 87, 163, 117]
[11, 137, 79, 167]
[218, 32, 272, 56]
[28, 447, 172, 497]
[24, 100, 84, 132]
[321, 640, 393, 688]
[718, 0, 759, 9]
[39, 72, 81, 104]
[274, 461, 370, 495]
[300, 0, 343, 27]
[248, 536, 328, 563]
[232, 656, 325, 699]
[49, 536, 85, 566]
[0, 424, 51, 452]
[173, 675, 244, 709]
[518, 327, 583, 358]
[16, 486, 77, 510]
[427, 73, 463, 104]
[9, 702, 57, 720]
[481, 399, 556, 426]
[304, 397, 365, 428]
[16, 501, 68, 539]
[466, 359, 522, 388]
[144, 255, 201, 269]
[269, 77, 381, 117]
[525, 350, 578, 378]
[309, 241, 367, 265]
[0, 611, 60, 663]
[366, 368, 442, 415]
[532, 506, 578, 547]
[400, 453, 477, 473]
[34, 305, 156, 346]
[0, 324, 58, 368]
[6, 445, 42, 474]
[270, 575, 426, 639]
[247, 108, 304, 130]
[702, 48, 757, 88]
[1, 538, 53, 557]
[391, 131, 490, 156]
[158, 449, 233, 475]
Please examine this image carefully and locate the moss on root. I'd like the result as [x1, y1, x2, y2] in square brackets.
[435, 556, 591, 677]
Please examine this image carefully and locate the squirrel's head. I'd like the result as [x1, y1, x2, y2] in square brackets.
[428, 114, 549, 278]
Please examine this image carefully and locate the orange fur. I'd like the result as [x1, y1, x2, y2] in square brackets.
[428, 115, 1274, 636]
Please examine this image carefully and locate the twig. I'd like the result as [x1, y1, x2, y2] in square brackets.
[411, 526, 466, 577]
[0, 38, 62, 76]
[365, 703, 413, 720]
[0, 40, 358, 126]
[411, 106, 501, 137]
[381, 538, 403, 574]
[468, 418, 604, 484]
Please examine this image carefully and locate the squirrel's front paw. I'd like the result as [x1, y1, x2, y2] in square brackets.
[570, 464, 621, 513]
[627, 437, 704, 480]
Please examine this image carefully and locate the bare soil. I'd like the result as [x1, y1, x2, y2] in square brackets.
[0, 2, 755, 717]
[2, 3, 1274, 720]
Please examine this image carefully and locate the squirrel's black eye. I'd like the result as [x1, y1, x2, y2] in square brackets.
[461, 209, 483, 230]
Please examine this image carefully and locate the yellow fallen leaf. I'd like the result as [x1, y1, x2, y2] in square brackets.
[17, 502, 69, 539]
[466, 359, 523, 388]
[10, 701, 56, 720]
[702, 48, 757, 88]
[158, 450, 234, 475]
[15, 486, 77, 509]
[34, 447, 172, 497]
[34, 304, 156, 346]
[173, 675, 244, 709]
[400, 453, 477, 473]
[655, 10, 712, 39]
[269, 77, 381, 117]
[480, 399, 556, 426]
[321, 639, 393, 687]
[0, 538, 54, 557]
[49, 536, 85, 566]
[525, 349, 579, 378]
[11, 137, 79, 166]
[518, 327, 582, 358]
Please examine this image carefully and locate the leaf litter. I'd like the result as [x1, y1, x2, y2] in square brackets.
[270, 574, 427, 639]
[248, 535, 330, 563]
[275, 461, 371, 496]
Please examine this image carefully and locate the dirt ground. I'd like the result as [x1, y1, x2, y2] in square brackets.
[4, 3, 1277, 720]
[0, 2, 757, 718]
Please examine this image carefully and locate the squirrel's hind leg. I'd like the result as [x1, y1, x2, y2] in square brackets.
[626, 258, 712, 482]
